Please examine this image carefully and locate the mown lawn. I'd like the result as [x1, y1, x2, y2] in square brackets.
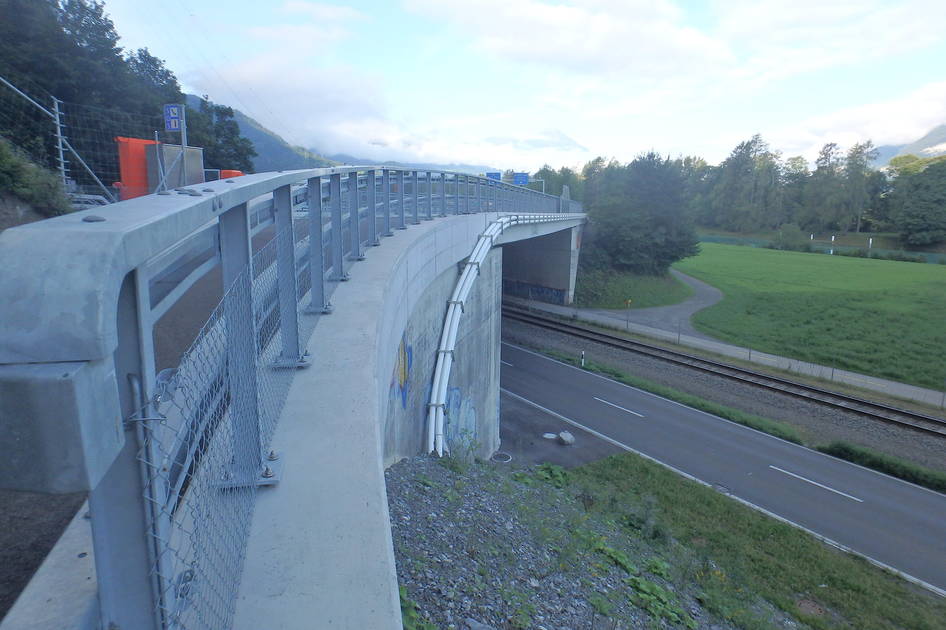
[575, 268, 693, 309]
[673, 243, 946, 390]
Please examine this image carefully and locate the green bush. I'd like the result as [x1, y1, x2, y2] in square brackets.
[0, 138, 70, 216]
[770, 223, 811, 252]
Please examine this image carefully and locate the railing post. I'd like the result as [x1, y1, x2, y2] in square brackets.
[329, 173, 348, 281]
[382, 169, 393, 236]
[411, 171, 420, 224]
[305, 176, 332, 313]
[397, 170, 407, 229]
[348, 171, 364, 260]
[367, 169, 379, 245]
[425, 172, 432, 219]
[87, 272, 162, 630]
[274, 184, 306, 366]
[463, 175, 470, 214]
[475, 178, 481, 213]
[440, 172, 447, 216]
[219, 201, 263, 477]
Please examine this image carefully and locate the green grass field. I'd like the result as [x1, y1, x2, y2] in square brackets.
[575, 268, 693, 309]
[674, 243, 946, 390]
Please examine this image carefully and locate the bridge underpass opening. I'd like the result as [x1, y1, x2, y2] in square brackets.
[500, 225, 583, 305]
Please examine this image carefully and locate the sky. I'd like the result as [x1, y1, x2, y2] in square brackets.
[102, 0, 946, 170]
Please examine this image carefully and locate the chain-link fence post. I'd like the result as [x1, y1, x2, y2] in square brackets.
[305, 176, 332, 314]
[381, 169, 393, 236]
[397, 170, 407, 229]
[329, 173, 347, 281]
[87, 273, 163, 630]
[411, 171, 420, 225]
[219, 202, 262, 483]
[274, 184, 306, 367]
[439, 172, 447, 216]
[348, 171, 364, 260]
[367, 169, 379, 245]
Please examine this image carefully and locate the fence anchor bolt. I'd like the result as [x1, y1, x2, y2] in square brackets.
[267, 450, 279, 462]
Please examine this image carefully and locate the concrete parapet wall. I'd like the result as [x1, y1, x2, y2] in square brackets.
[383, 248, 502, 463]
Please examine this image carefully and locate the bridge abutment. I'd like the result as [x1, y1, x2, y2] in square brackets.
[501, 224, 583, 305]
[383, 248, 502, 464]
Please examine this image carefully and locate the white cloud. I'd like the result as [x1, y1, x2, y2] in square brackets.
[767, 81, 946, 159]
[715, 0, 946, 81]
[404, 0, 733, 79]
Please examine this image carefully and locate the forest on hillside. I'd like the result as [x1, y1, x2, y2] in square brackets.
[0, 0, 256, 205]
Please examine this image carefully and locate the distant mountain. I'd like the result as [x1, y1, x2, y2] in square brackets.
[233, 112, 337, 172]
[871, 144, 904, 167]
[895, 124, 946, 160]
[184, 94, 337, 172]
[325, 153, 496, 175]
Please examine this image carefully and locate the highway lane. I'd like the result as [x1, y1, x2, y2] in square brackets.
[499, 342, 946, 595]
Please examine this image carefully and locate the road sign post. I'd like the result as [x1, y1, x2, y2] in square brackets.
[163, 104, 187, 188]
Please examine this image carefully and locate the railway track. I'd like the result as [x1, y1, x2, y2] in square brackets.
[502, 304, 946, 439]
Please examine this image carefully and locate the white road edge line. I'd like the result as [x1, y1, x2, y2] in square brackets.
[769, 465, 864, 503]
[499, 387, 946, 599]
[500, 342, 946, 499]
[593, 396, 644, 417]
[500, 360, 514, 367]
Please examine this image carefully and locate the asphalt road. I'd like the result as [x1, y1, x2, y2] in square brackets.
[498, 342, 946, 595]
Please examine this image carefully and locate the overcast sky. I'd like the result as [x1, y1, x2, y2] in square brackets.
[103, 0, 946, 170]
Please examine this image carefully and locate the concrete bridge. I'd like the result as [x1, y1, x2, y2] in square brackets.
[0, 168, 584, 629]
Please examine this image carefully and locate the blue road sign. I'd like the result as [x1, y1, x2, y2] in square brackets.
[513, 172, 529, 186]
[485, 172, 501, 181]
[164, 104, 182, 132]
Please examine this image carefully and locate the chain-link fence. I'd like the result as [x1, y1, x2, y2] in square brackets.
[1, 73, 182, 202]
[137, 223, 305, 629]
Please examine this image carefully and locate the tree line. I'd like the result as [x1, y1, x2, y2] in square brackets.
[0, 0, 256, 188]
[532, 135, 946, 274]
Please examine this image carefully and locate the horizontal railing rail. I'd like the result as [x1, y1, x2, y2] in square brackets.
[0, 165, 583, 630]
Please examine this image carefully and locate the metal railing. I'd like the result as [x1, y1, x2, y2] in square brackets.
[0, 166, 582, 630]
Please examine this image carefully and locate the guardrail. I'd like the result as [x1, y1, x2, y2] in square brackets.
[0, 166, 582, 630]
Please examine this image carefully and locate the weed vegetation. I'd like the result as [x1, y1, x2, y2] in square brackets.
[815, 442, 946, 493]
[389, 454, 946, 630]
[674, 243, 946, 390]
[571, 455, 946, 630]
[0, 138, 70, 217]
[575, 268, 694, 309]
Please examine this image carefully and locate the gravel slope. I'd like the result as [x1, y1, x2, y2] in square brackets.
[387, 456, 803, 630]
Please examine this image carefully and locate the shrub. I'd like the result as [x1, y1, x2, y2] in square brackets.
[0, 137, 70, 216]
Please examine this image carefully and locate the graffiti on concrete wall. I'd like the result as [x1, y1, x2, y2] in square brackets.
[390, 335, 413, 409]
[444, 386, 477, 447]
[502, 279, 566, 305]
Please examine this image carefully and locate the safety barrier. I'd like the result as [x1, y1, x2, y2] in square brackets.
[0, 167, 582, 629]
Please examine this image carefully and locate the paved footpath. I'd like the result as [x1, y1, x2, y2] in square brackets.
[586, 269, 721, 341]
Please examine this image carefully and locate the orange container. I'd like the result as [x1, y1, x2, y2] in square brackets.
[115, 136, 157, 200]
